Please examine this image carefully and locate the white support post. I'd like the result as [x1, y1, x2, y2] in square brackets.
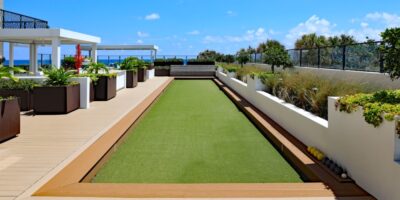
[29, 44, 35, 73]
[33, 44, 39, 75]
[9, 43, 14, 67]
[91, 44, 97, 63]
[51, 38, 61, 68]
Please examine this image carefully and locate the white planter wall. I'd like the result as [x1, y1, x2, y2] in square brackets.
[216, 70, 400, 200]
[146, 69, 155, 80]
[115, 70, 126, 91]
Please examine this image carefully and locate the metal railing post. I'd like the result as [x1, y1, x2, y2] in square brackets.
[2, 11, 5, 29]
[317, 47, 321, 68]
[20, 15, 23, 28]
[342, 45, 346, 70]
[299, 49, 302, 67]
[379, 42, 385, 73]
[40, 54, 43, 67]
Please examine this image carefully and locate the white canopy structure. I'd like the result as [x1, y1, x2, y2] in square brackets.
[81, 44, 159, 62]
[0, 28, 101, 74]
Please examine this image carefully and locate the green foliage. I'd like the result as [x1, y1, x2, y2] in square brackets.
[120, 57, 144, 71]
[236, 48, 250, 67]
[154, 58, 184, 66]
[263, 44, 293, 73]
[87, 62, 109, 74]
[222, 54, 235, 63]
[0, 66, 27, 82]
[0, 96, 14, 101]
[381, 27, 400, 80]
[0, 79, 38, 91]
[61, 56, 76, 70]
[43, 67, 76, 86]
[187, 59, 215, 65]
[197, 50, 224, 61]
[258, 72, 370, 119]
[337, 90, 400, 127]
[218, 63, 240, 73]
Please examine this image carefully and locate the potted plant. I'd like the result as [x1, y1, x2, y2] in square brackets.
[0, 97, 20, 142]
[137, 60, 147, 82]
[33, 67, 80, 114]
[87, 62, 117, 101]
[0, 79, 37, 111]
[120, 57, 139, 88]
[0, 65, 22, 142]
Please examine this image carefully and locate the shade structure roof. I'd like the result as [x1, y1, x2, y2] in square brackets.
[0, 28, 101, 44]
[81, 44, 158, 51]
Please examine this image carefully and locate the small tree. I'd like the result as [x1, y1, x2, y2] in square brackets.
[236, 49, 250, 67]
[381, 27, 400, 80]
[223, 54, 235, 63]
[263, 46, 292, 73]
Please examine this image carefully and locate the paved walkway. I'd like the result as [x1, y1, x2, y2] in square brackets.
[0, 77, 171, 200]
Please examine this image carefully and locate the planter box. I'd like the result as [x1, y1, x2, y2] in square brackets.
[138, 68, 147, 82]
[0, 98, 20, 142]
[33, 84, 80, 114]
[90, 82, 95, 102]
[94, 76, 116, 101]
[155, 68, 170, 76]
[126, 70, 138, 88]
[0, 89, 33, 111]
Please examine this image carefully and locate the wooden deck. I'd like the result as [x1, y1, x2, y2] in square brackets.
[0, 77, 172, 200]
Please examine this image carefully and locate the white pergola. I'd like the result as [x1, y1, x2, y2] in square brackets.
[81, 44, 159, 61]
[0, 28, 101, 74]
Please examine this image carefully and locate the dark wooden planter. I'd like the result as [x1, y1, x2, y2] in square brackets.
[33, 84, 80, 114]
[126, 70, 138, 88]
[0, 98, 20, 142]
[138, 68, 147, 82]
[90, 82, 95, 102]
[94, 76, 116, 101]
[155, 68, 170, 76]
[0, 89, 33, 111]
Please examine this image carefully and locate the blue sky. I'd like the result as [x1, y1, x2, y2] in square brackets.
[4, 0, 400, 58]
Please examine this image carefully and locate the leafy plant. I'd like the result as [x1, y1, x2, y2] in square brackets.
[61, 56, 76, 70]
[43, 67, 76, 86]
[381, 27, 400, 80]
[87, 62, 109, 74]
[263, 44, 293, 73]
[120, 57, 143, 71]
[337, 90, 400, 127]
[0, 66, 26, 82]
[187, 59, 215, 65]
[154, 58, 184, 66]
[236, 49, 250, 67]
[0, 79, 38, 91]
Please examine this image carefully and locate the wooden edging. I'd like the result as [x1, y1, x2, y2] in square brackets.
[32, 77, 372, 199]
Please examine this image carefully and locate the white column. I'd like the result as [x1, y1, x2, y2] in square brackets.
[51, 38, 61, 68]
[33, 44, 38, 74]
[9, 43, 14, 67]
[91, 44, 97, 63]
[29, 44, 35, 73]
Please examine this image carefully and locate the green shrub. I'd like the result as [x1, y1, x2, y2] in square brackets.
[0, 66, 26, 81]
[258, 72, 370, 119]
[337, 90, 400, 127]
[236, 66, 269, 80]
[381, 27, 400, 80]
[43, 67, 76, 86]
[154, 58, 184, 66]
[61, 56, 76, 70]
[87, 62, 109, 74]
[120, 57, 143, 71]
[187, 59, 215, 65]
[236, 49, 250, 67]
[0, 79, 38, 91]
[218, 63, 240, 73]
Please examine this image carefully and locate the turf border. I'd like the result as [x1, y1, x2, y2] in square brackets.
[32, 77, 371, 198]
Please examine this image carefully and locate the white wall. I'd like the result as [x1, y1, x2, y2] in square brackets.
[216, 68, 400, 200]
[113, 70, 126, 91]
[146, 69, 155, 80]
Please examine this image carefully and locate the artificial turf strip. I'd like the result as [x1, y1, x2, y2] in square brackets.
[93, 80, 303, 183]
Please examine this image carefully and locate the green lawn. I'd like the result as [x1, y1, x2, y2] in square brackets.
[93, 80, 302, 183]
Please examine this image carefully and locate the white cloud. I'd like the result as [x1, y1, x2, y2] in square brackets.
[226, 10, 237, 17]
[203, 27, 269, 44]
[137, 31, 149, 37]
[285, 15, 336, 46]
[136, 39, 143, 44]
[145, 13, 160, 20]
[187, 30, 200, 35]
[365, 12, 400, 27]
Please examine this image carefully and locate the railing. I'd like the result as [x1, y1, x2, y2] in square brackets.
[0, 9, 49, 29]
[250, 41, 384, 73]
